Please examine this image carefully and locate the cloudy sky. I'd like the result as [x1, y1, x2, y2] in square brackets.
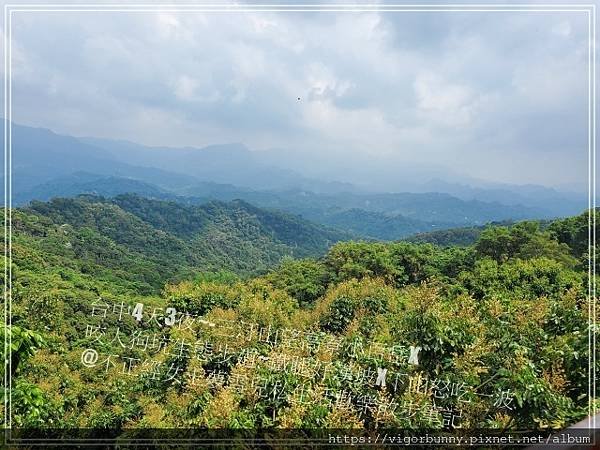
[3, 5, 592, 189]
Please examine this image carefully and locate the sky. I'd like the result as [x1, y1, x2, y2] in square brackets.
[2, 4, 592, 189]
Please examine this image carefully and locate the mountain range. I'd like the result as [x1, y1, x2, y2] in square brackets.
[3, 121, 588, 240]
[18, 193, 350, 294]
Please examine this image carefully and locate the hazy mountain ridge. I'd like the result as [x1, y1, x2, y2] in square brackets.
[13, 171, 553, 240]
[5, 123, 199, 193]
[83, 133, 587, 210]
[5, 121, 586, 240]
[14, 172, 170, 205]
[420, 178, 585, 217]
[80, 136, 356, 193]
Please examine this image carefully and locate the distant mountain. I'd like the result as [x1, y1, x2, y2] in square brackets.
[13, 172, 170, 205]
[4, 123, 200, 194]
[315, 208, 454, 240]
[79, 129, 586, 217]
[419, 178, 586, 217]
[267, 190, 546, 225]
[21, 194, 350, 293]
[80, 137, 357, 194]
[177, 184, 547, 225]
[4, 121, 585, 241]
[6, 121, 587, 214]
[14, 172, 550, 240]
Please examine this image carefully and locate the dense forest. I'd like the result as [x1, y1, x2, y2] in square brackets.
[1, 194, 597, 435]
[9, 194, 349, 295]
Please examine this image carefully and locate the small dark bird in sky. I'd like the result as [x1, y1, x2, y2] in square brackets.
[297, 97, 301, 101]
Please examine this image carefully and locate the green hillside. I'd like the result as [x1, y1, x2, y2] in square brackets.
[318, 208, 454, 240]
[13, 194, 349, 295]
[2, 200, 596, 435]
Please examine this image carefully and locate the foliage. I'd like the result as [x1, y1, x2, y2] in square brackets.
[12, 194, 348, 294]
[4, 200, 596, 433]
[265, 258, 329, 306]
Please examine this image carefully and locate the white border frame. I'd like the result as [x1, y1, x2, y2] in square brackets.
[2, 2, 596, 446]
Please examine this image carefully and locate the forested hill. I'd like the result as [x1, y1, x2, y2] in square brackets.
[403, 218, 564, 248]
[6, 204, 595, 431]
[14, 194, 350, 294]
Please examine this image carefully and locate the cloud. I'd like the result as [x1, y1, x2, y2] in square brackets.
[2, 8, 591, 188]
[414, 72, 479, 128]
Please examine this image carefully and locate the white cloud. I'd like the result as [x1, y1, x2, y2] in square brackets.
[414, 72, 477, 128]
[4, 9, 590, 187]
